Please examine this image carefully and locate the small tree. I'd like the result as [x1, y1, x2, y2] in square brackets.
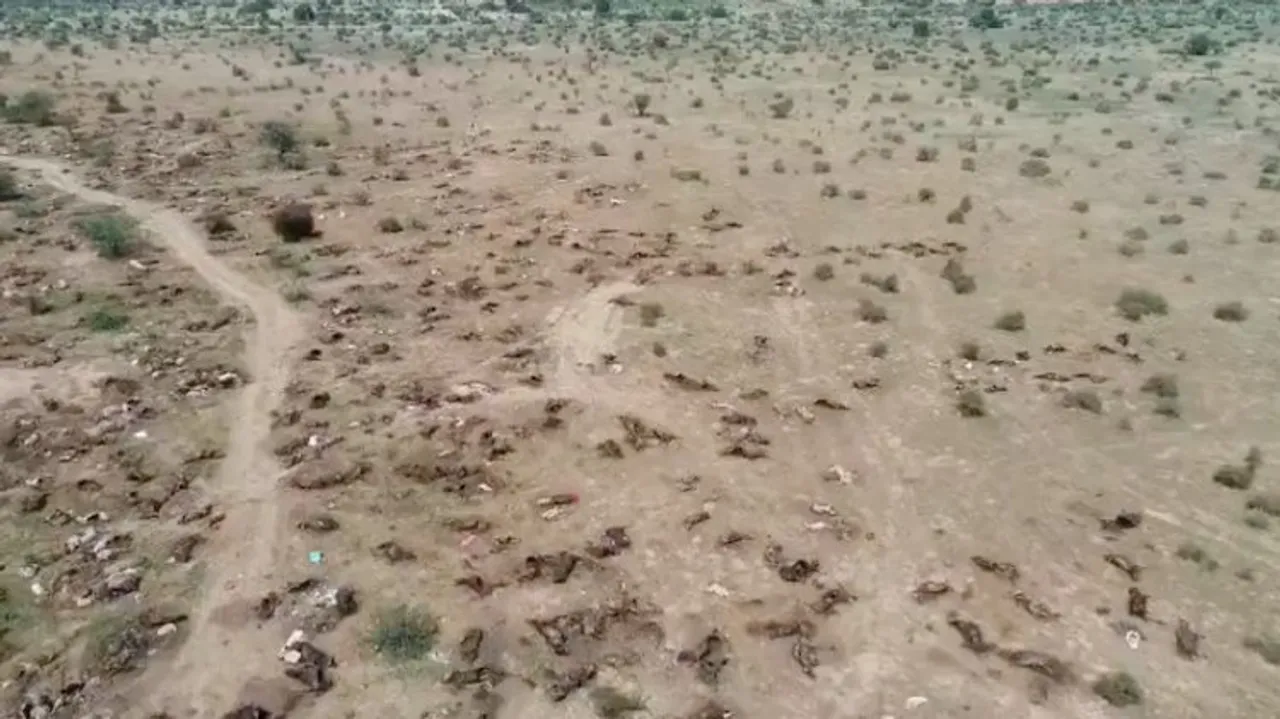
[292, 2, 316, 22]
[260, 120, 300, 159]
[593, 0, 611, 16]
[1185, 33, 1214, 57]
[912, 20, 930, 39]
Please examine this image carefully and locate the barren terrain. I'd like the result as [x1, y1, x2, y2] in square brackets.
[2, 1, 1280, 718]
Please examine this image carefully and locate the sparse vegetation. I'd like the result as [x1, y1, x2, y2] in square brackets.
[1116, 289, 1168, 322]
[370, 605, 437, 663]
[993, 310, 1025, 332]
[957, 389, 986, 418]
[1213, 301, 1248, 322]
[1093, 671, 1142, 707]
[78, 214, 136, 259]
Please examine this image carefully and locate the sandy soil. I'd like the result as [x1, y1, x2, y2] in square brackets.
[2, 2, 1280, 718]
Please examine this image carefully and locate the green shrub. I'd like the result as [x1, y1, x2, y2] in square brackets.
[370, 605, 437, 663]
[78, 215, 136, 259]
[260, 120, 300, 158]
[85, 307, 130, 332]
[1185, 33, 1215, 57]
[1115, 289, 1168, 322]
[3, 90, 57, 126]
[0, 169, 21, 201]
[970, 7, 1004, 30]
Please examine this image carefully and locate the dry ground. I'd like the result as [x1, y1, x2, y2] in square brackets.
[2, 2, 1280, 718]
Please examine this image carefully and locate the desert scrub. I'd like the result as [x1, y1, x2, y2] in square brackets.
[590, 687, 646, 718]
[0, 168, 20, 201]
[1092, 671, 1142, 707]
[1115, 289, 1168, 322]
[78, 214, 136, 259]
[1140, 374, 1178, 399]
[993, 310, 1025, 332]
[940, 258, 975, 294]
[956, 389, 986, 417]
[1212, 301, 1248, 322]
[813, 263, 835, 281]
[1213, 447, 1262, 490]
[370, 605, 438, 663]
[1243, 636, 1280, 665]
[638, 302, 664, 327]
[259, 120, 300, 159]
[1062, 389, 1102, 414]
[1246, 492, 1280, 517]
[3, 90, 58, 126]
[958, 341, 981, 361]
[85, 306, 130, 332]
[1174, 541, 1218, 571]
[859, 272, 899, 294]
[858, 299, 888, 324]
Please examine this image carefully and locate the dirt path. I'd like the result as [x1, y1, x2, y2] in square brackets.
[1, 156, 304, 715]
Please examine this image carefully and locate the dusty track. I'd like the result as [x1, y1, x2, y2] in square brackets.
[1, 156, 304, 716]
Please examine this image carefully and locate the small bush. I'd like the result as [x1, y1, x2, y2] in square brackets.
[1140, 374, 1179, 399]
[858, 299, 888, 324]
[1185, 33, 1215, 57]
[1246, 492, 1280, 517]
[1243, 636, 1280, 665]
[85, 306, 129, 332]
[813, 263, 834, 281]
[1214, 448, 1260, 490]
[260, 120, 300, 158]
[957, 389, 986, 418]
[1175, 541, 1218, 571]
[993, 310, 1025, 332]
[1018, 159, 1051, 178]
[79, 215, 136, 259]
[911, 20, 930, 39]
[370, 605, 437, 663]
[3, 90, 58, 126]
[958, 341, 981, 361]
[632, 93, 651, 117]
[590, 687, 646, 719]
[1213, 301, 1248, 322]
[638, 302, 664, 327]
[0, 169, 21, 201]
[272, 203, 317, 243]
[1115, 289, 1168, 322]
[1092, 671, 1142, 707]
[1062, 389, 1103, 414]
[941, 258, 976, 294]
[859, 272, 899, 294]
[377, 216, 404, 234]
[970, 7, 1004, 30]
[768, 96, 794, 119]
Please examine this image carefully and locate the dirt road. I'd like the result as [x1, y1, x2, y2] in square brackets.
[0, 156, 304, 715]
